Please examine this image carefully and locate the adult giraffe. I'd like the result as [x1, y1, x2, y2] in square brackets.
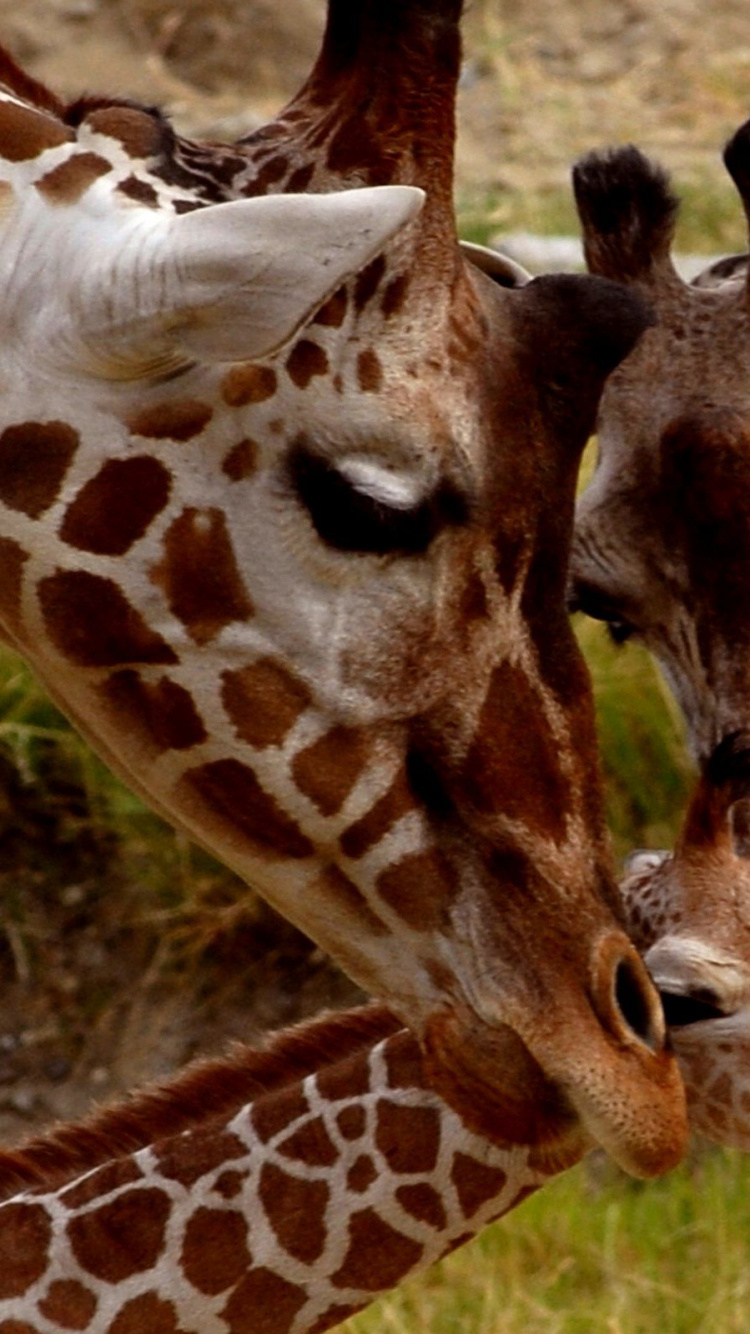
[0, 3, 687, 1173]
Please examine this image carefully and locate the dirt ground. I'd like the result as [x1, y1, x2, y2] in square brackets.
[0, 0, 749, 1144]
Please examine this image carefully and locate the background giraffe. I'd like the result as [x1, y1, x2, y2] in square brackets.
[0, 4, 688, 1173]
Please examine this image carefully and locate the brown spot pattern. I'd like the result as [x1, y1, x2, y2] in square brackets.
[0, 1324, 41, 1334]
[221, 1267, 306, 1334]
[117, 174, 159, 206]
[316, 866, 389, 937]
[98, 670, 206, 754]
[375, 1100, 441, 1174]
[155, 1130, 247, 1189]
[222, 438, 259, 481]
[396, 1183, 448, 1230]
[277, 1115, 338, 1168]
[221, 364, 278, 407]
[156, 507, 253, 644]
[35, 151, 110, 203]
[59, 456, 171, 555]
[376, 849, 457, 930]
[214, 1169, 244, 1199]
[182, 759, 314, 859]
[38, 1280, 98, 1330]
[339, 769, 416, 860]
[316, 1050, 372, 1105]
[357, 348, 383, 393]
[336, 1106, 366, 1141]
[0, 99, 72, 161]
[354, 255, 386, 311]
[67, 1187, 169, 1282]
[221, 659, 311, 749]
[259, 1163, 329, 1264]
[61, 1158, 145, 1211]
[0, 420, 78, 518]
[39, 570, 177, 667]
[127, 399, 213, 442]
[251, 1084, 309, 1146]
[291, 726, 371, 816]
[84, 106, 164, 157]
[347, 1155, 377, 1193]
[0, 1203, 51, 1299]
[0, 536, 27, 634]
[312, 287, 348, 328]
[381, 273, 410, 319]
[109, 1293, 183, 1334]
[180, 1206, 251, 1296]
[286, 339, 329, 390]
[451, 1153, 508, 1219]
[332, 1208, 422, 1290]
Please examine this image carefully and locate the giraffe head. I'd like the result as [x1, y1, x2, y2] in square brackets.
[0, 4, 687, 1174]
[621, 731, 750, 1149]
[571, 131, 750, 764]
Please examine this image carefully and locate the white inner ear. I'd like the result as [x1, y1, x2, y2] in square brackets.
[338, 457, 426, 510]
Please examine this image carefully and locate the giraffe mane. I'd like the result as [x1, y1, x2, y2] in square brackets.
[0, 1004, 402, 1199]
[0, 45, 65, 117]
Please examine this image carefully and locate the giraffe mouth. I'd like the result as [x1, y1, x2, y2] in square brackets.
[659, 990, 729, 1028]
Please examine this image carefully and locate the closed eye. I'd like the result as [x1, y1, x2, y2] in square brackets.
[288, 440, 467, 556]
[569, 582, 636, 645]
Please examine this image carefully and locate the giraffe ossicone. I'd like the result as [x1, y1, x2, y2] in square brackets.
[0, 1, 688, 1174]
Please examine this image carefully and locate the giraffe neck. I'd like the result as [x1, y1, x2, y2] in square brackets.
[0, 1007, 583, 1333]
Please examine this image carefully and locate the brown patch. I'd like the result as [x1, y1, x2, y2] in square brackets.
[375, 1100, 441, 1173]
[221, 364, 278, 407]
[0, 1325, 45, 1334]
[315, 1049, 372, 1105]
[251, 1083, 310, 1146]
[339, 769, 416, 860]
[214, 1170, 244, 1200]
[357, 348, 383, 393]
[221, 658, 311, 750]
[155, 1129, 247, 1190]
[347, 1154, 377, 1193]
[376, 849, 457, 931]
[154, 507, 253, 645]
[35, 151, 110, 203]
[110, 1294, 182, 1334]
[181, 1206, 251, 1296]
[61, 1158, 145, 1211]
[331, 1208, 423, 1290]
[462, 662, 568, 841]
[381, 273, 410, 319]
[336, 1106, 366, 1141]
[316, 865, 389, 937]
[253, 154, 290, 191]
[181, 759, 314, 859]
[291, 725, 371, 817]
[277, 1115, 338, 1168]
[0, 536, 27, 635]
[39, 570, 178, 667]
[460, 570, 489, 624]
[84, 106, 164, 157]
[286, 163, 315, 193]
[98, 670, 207, 754]
[127, 399, 213, 442]
[451, 1152, 508, 1219]
[222, 438, 259, 481]
[396, 1183, 448, 1230]
[0, 420, 79, 518]
[60, 456, 171, 555]
[38, 1280, 98, 1330]
[0, 1202, 51, 1299]
[0, 98, 72, 161]
[354, 255, 387, 312]
[286, 339, 329, 390]
[259, 1163, 329, 1263]
[312, 287, 348, 328]
[117, 174, 159, 206]
[67, 1187, 169, 1282]
[220, 1267, 306, 1334]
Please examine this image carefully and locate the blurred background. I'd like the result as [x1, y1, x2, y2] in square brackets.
[0, 2, 748, 1329]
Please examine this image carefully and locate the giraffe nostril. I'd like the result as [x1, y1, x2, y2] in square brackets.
[659, 989, 727, 1028]
[614, 957, 662, 1052]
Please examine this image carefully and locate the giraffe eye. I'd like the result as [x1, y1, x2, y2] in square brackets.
[288, 441, 466, 556]
[569, 582, 636, 646]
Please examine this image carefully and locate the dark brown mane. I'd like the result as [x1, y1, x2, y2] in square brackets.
[0, 45, 64, 117]
[0, 1004, 401, 1200]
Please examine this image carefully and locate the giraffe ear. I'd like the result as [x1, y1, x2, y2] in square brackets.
[164, 186, 424, 363]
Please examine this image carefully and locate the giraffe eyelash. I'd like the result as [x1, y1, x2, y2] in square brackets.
[288, 441, 467, 556]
